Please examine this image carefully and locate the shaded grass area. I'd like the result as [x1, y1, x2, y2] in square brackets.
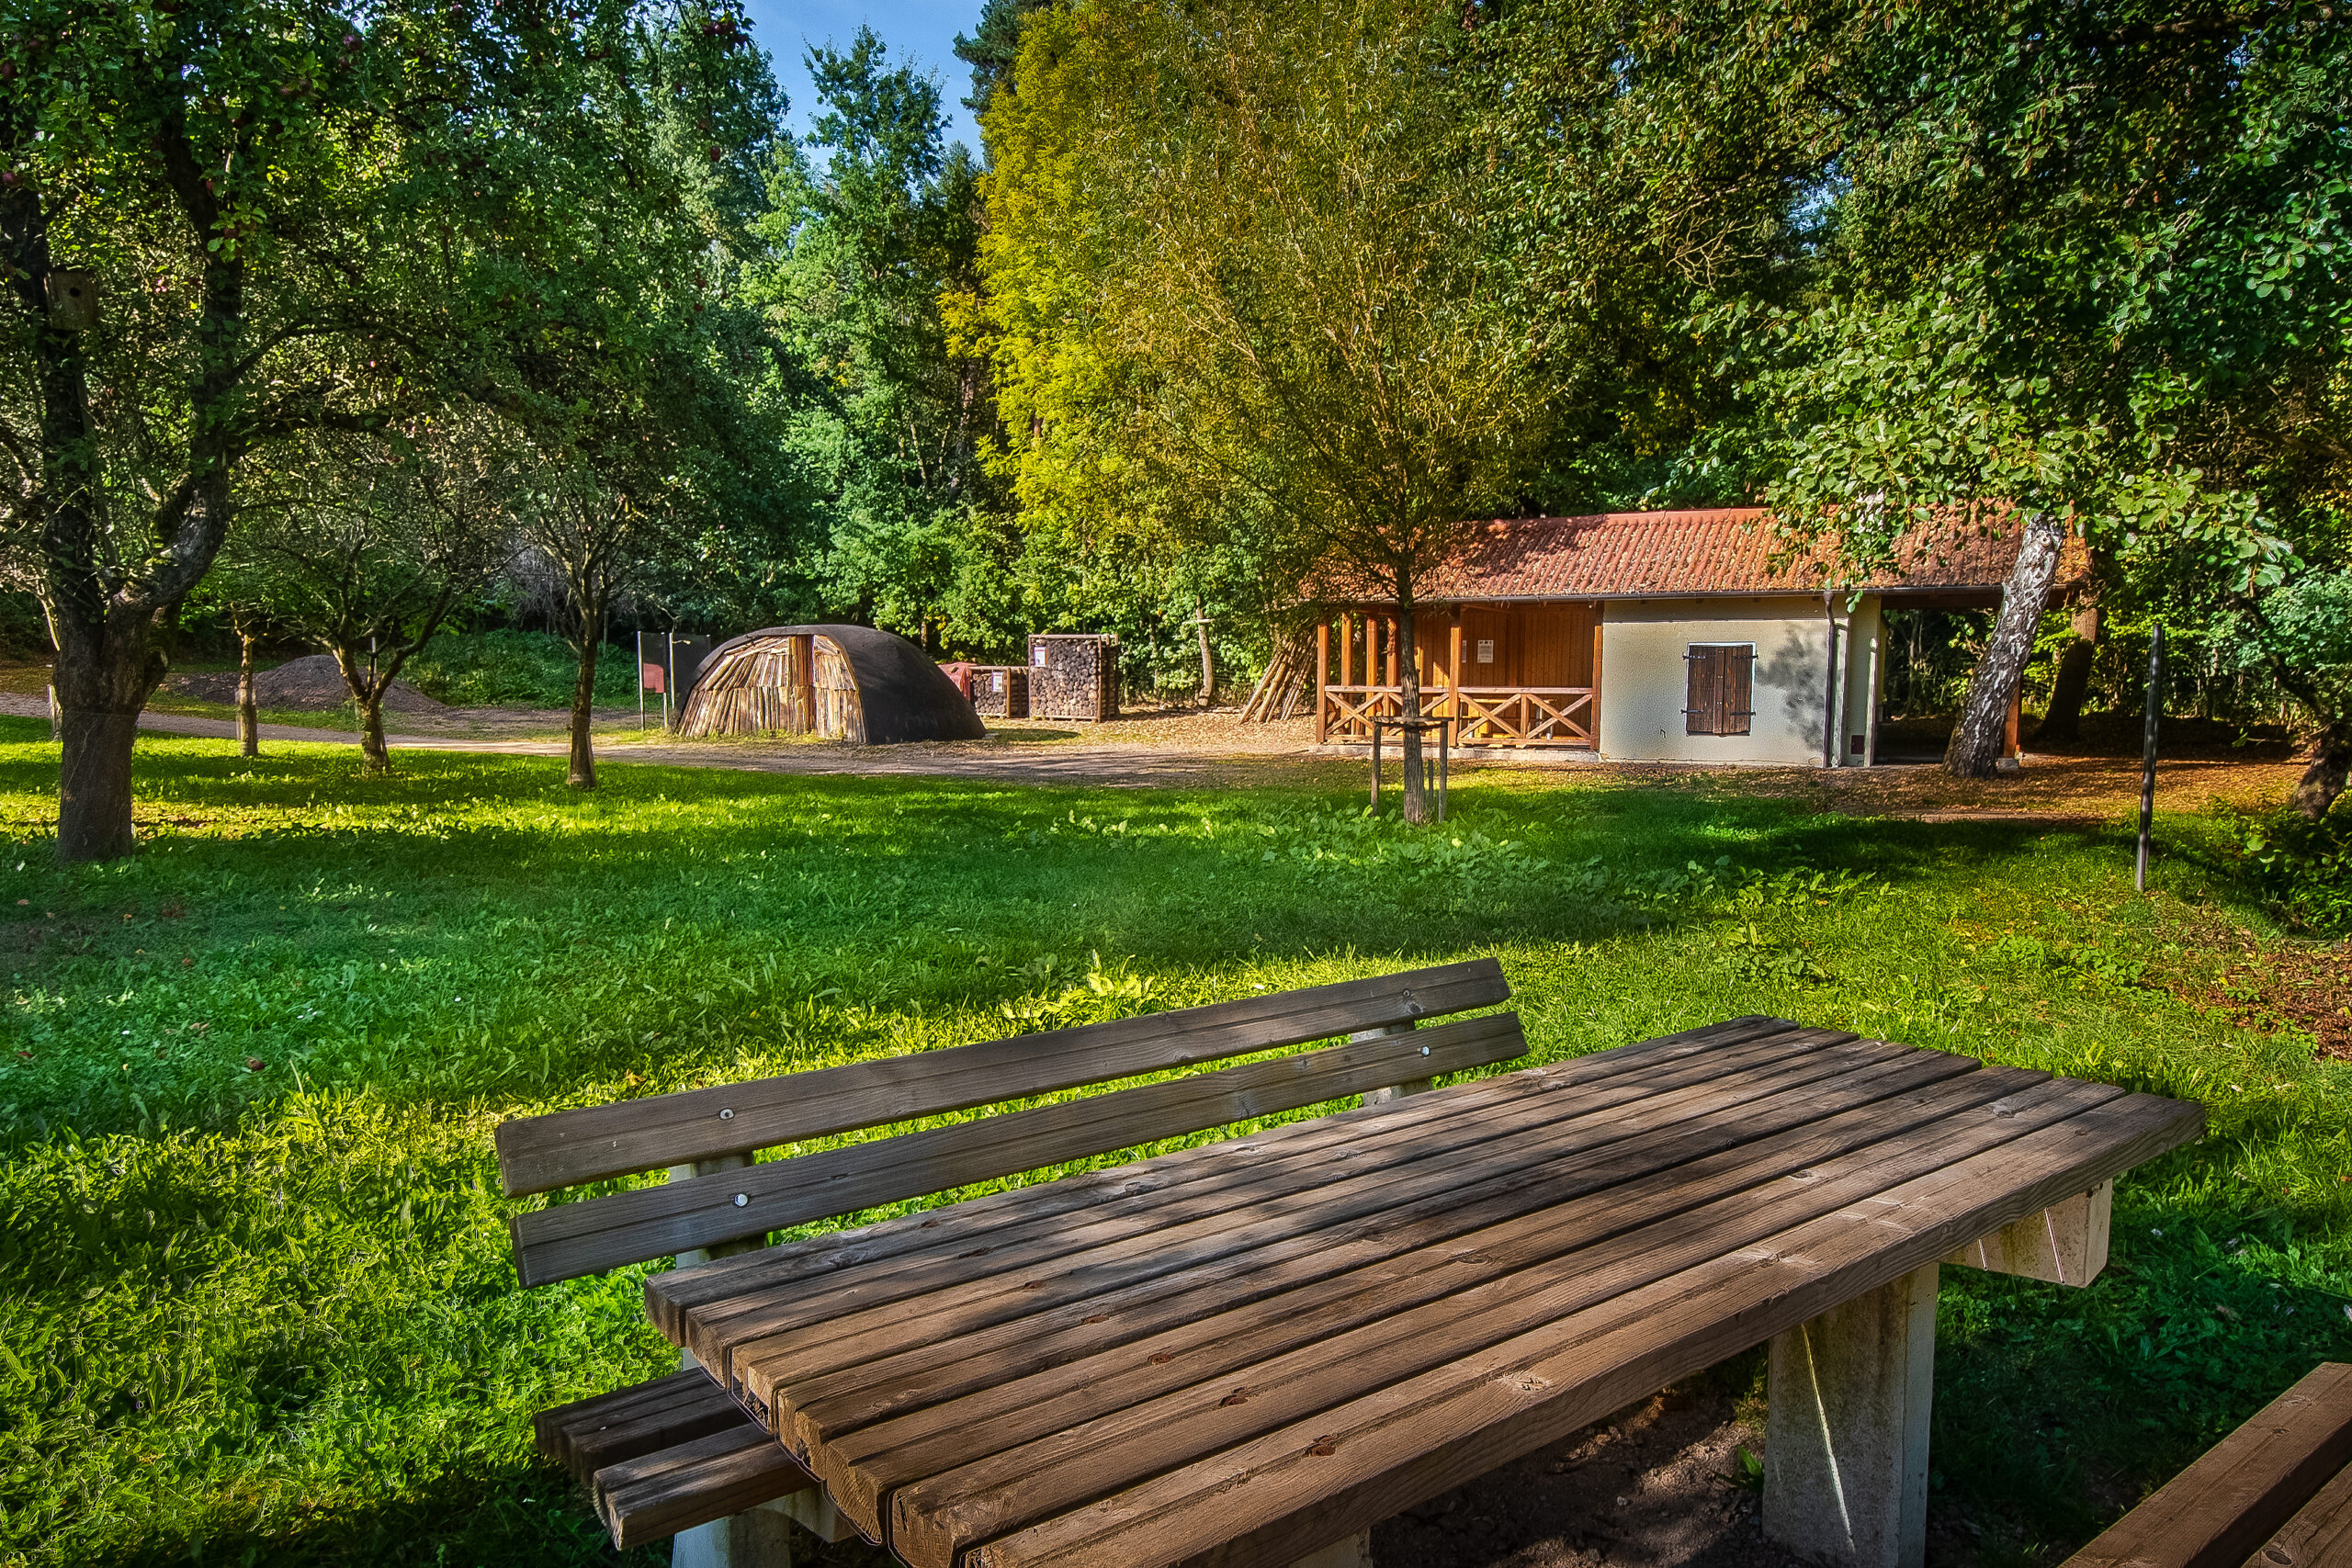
[0, 716, 2345, 1566]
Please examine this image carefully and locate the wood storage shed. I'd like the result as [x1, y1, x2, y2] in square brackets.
[1027, 634, 1120, 721]
[676, 625, 987, 744]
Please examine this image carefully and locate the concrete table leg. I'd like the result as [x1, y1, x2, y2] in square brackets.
[1288, 1530, 1374, 1567]
[1763, 1262, 1938, 1568]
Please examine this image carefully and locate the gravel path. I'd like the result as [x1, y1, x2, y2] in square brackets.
[0, 693, 1317, 786]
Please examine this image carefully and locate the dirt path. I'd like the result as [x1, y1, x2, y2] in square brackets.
[0, 693, 2307, 811]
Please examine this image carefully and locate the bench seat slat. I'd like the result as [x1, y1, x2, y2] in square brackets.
[496, 958, 1510, 1196]
[594, 1422, 814, 1552]
[534, 1370, 751, 1479]
[2060, 1361, 2352, 1568]
[510, 1010, 1530, 1288]
[2252, 1454, 2352, 1568]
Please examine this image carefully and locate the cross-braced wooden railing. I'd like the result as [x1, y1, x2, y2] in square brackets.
[1320, 684, 1596, 748]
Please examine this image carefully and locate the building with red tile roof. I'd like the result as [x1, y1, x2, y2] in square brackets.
[1309, 508, 2080, 768]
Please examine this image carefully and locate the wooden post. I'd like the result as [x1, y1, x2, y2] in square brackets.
[1589, 610, 1604, 752]
[1447, 617, 1464, 722]
[1340, 612, 1354, 692]
[1385, 616, 1398, 691]
[2138, 625, 2163, 892]
[1764, 1263, 1938, 1568]
[1316, 619, 1331, 744]
[2005, 682, 2023, 761]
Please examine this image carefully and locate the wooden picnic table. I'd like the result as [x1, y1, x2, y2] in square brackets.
[641, 1015, 2201, 1568]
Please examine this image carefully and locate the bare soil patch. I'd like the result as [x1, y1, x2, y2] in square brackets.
[166, 653, 451, 715]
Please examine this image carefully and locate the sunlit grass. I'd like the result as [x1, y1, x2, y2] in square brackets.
[0, 716, 2345, 1565]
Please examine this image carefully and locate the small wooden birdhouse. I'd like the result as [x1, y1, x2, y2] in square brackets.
[43, 270, 97, 332]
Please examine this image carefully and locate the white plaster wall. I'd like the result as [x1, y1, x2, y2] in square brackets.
[1598, 596, 1853, 765]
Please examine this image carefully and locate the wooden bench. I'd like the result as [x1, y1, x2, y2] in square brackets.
[2060, 1361, 2352, 1568]
[496, 958, 1519, 1563]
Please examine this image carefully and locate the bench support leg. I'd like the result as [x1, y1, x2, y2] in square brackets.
[671, 1497, 796, 1568]
[1354, 1022, 1430, 1108]
[673, 1155, 800, 1568]
[1763, 1262, 1937, 1568]
[1286, 1529, 1373, 1567]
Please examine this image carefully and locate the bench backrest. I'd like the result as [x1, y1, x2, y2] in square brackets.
[499, 958, 1520, 1288]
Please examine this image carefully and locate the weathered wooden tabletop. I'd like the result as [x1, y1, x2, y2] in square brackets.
[644, 1017, 2202, 1568]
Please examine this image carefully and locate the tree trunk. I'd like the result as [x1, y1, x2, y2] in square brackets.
[358, 696, 389, 773]
[50, 614, 168, 862]
[236, 630, 259, 758]
[1397, 600, 1427, 825]
[569, 611, 603, 790]
[1945, 512, 2066, 779]
[328, 648, 394, 775]
[2293, 721, 2352, 822]
[1197, 615, 1216, 707]
[2034, 600, 2100, 743]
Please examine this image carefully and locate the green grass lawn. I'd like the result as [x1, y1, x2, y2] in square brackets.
[0, 715, 2346, 1567]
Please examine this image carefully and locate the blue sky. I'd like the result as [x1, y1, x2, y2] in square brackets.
[738, 0, 986, 157]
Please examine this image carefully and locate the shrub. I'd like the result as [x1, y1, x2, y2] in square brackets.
[402, 630, 642, 708]
[2239, 810, 2352, 935]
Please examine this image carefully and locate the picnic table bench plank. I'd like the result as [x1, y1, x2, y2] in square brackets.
[2058, 1360, 2352, 1568]
[693, 1024, 1884, 1400]
[593, 1422, 816, 1552]
[2249, 1454, 2352, 1568]
[512, 1010, 1529, 1286]
[647, 1012, 1822, 1347]
[792, 1053, 2023, 1518]
[950, 1087, 2201, 1568]
[534, 1369, 750, 1476]
[496, 959, 1514, 1196]
[755, 1040, 1971, 1447]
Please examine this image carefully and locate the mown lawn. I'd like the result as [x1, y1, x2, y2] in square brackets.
[0, 714, 2346, 1567]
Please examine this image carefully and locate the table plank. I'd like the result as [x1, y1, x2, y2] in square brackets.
[810, 1058, 2029, 1536]
[515, 1010, 1527, 1286]
[760, 1042, 1979, 1449]
[499, 958, 1513, 1195]
[957, 1089, 2202, 1568]
[645, 1014, 1816, 1341]
[881, 1071, 2101, 1565]
[695, 1028, 1887, 1394]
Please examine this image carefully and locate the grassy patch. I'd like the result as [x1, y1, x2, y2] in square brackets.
[401, 631, 638, 710]
[0, 717, 2346, 1565]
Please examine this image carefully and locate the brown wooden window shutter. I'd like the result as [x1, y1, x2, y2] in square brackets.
[1684, 645, 1755, 736]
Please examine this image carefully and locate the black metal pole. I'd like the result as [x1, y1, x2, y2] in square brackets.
[1370, 719, 1381, 810]
[2136, 625, 2163, 893]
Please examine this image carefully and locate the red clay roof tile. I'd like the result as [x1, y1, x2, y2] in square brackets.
[1316, 508, 2087, 603]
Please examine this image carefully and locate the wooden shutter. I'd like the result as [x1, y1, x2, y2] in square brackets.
[1685, 645, 1755, 736]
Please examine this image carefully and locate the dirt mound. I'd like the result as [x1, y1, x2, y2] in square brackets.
[167, 653, 449, 715]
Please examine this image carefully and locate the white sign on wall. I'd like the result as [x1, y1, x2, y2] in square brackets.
[1476, 639, 1495, 664]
